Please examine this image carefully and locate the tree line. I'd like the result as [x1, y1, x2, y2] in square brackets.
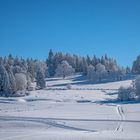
[0, 50, 140, 97]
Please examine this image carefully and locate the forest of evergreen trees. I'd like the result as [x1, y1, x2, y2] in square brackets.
[0, 49, 139, 97]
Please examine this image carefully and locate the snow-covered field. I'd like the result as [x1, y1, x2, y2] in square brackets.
[0, 75, 140, 140]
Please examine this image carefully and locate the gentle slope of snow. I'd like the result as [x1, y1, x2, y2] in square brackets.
[0, 75, 140, 140]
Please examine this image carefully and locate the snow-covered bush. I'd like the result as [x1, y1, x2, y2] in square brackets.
[55, 61, 75, 78]
[118, 86, 135, 101]
[66, 83, 72, 89]
[15, 73, 27, 91]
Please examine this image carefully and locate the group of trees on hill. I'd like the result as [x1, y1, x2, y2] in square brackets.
[1, 49, 140, 97]
[0, 55, 47, 97]
[47, 50, 130, 81]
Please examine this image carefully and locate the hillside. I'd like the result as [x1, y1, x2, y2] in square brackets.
[0, 75, 140, 140]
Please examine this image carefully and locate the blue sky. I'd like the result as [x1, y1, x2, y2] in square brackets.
[0, 0, 140, 66]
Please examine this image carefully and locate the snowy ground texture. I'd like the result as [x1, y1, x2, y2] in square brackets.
[0, 75, 140, 140]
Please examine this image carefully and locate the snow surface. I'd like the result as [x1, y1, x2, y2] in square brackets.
[0, 75, 140, 140]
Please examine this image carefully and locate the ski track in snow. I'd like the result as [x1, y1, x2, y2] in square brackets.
[115, 105, 125, 132]
[0, 116, 96, 132]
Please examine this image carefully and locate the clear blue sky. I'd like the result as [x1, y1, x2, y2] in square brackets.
[0, 0, 140, 66]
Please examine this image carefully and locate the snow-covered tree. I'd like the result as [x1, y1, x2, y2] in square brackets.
[7, 54, 14, 66]
[87, 65, 95, 81]
[118, 86, 134, 101]
[36, 69, 46, 89]
[133, 75, 140, 99]
[82, 57, 88, 75]
[5, 64, 16, 95]
[47, 49, 55, 77]
[66, 83, 72, 89]
[117, 75, 140, 101]
[12, 65, 23, 74]
[116, 67, 126, 80]
[15, 73, 27, 91]
[55, 60, 75, 78]
[27, 59, 35, 82]
[132, 55, 140, 74]
[126, 66, 131, 74]
[95, 63, 107, 81]
[86, 55, 91, 66]
[34, 60, 47, 76]
[0, 64, 10, 96]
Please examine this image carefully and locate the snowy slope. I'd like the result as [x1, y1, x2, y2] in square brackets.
[0, 75, 140, 140]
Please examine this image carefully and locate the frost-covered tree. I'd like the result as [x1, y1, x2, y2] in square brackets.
[82, 57, 88, 75]
[133, 75, 140, 99]
[5, 64, 16, 95]
[95, 63, 107, 81]
[34, 61, 48, 88]
[36, 68, 46, 89]
[118, 75, 140, 101]
[118, 86, 134, 101]
[55, 60, 75, 78]
[116, 67, 126, 80]
[132, 55, 140, 74]
[27, 58, 35, 82]
[126, 66, 131, 74]
[87, 65, 95, 81]
[7, 54, 14, 66]
[34, 60, 47, 76]
[86, 55, 91, 66]
[0, 64, 10, 96]
[15, 73, 27, 91]
[12, 65, 23, 74]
